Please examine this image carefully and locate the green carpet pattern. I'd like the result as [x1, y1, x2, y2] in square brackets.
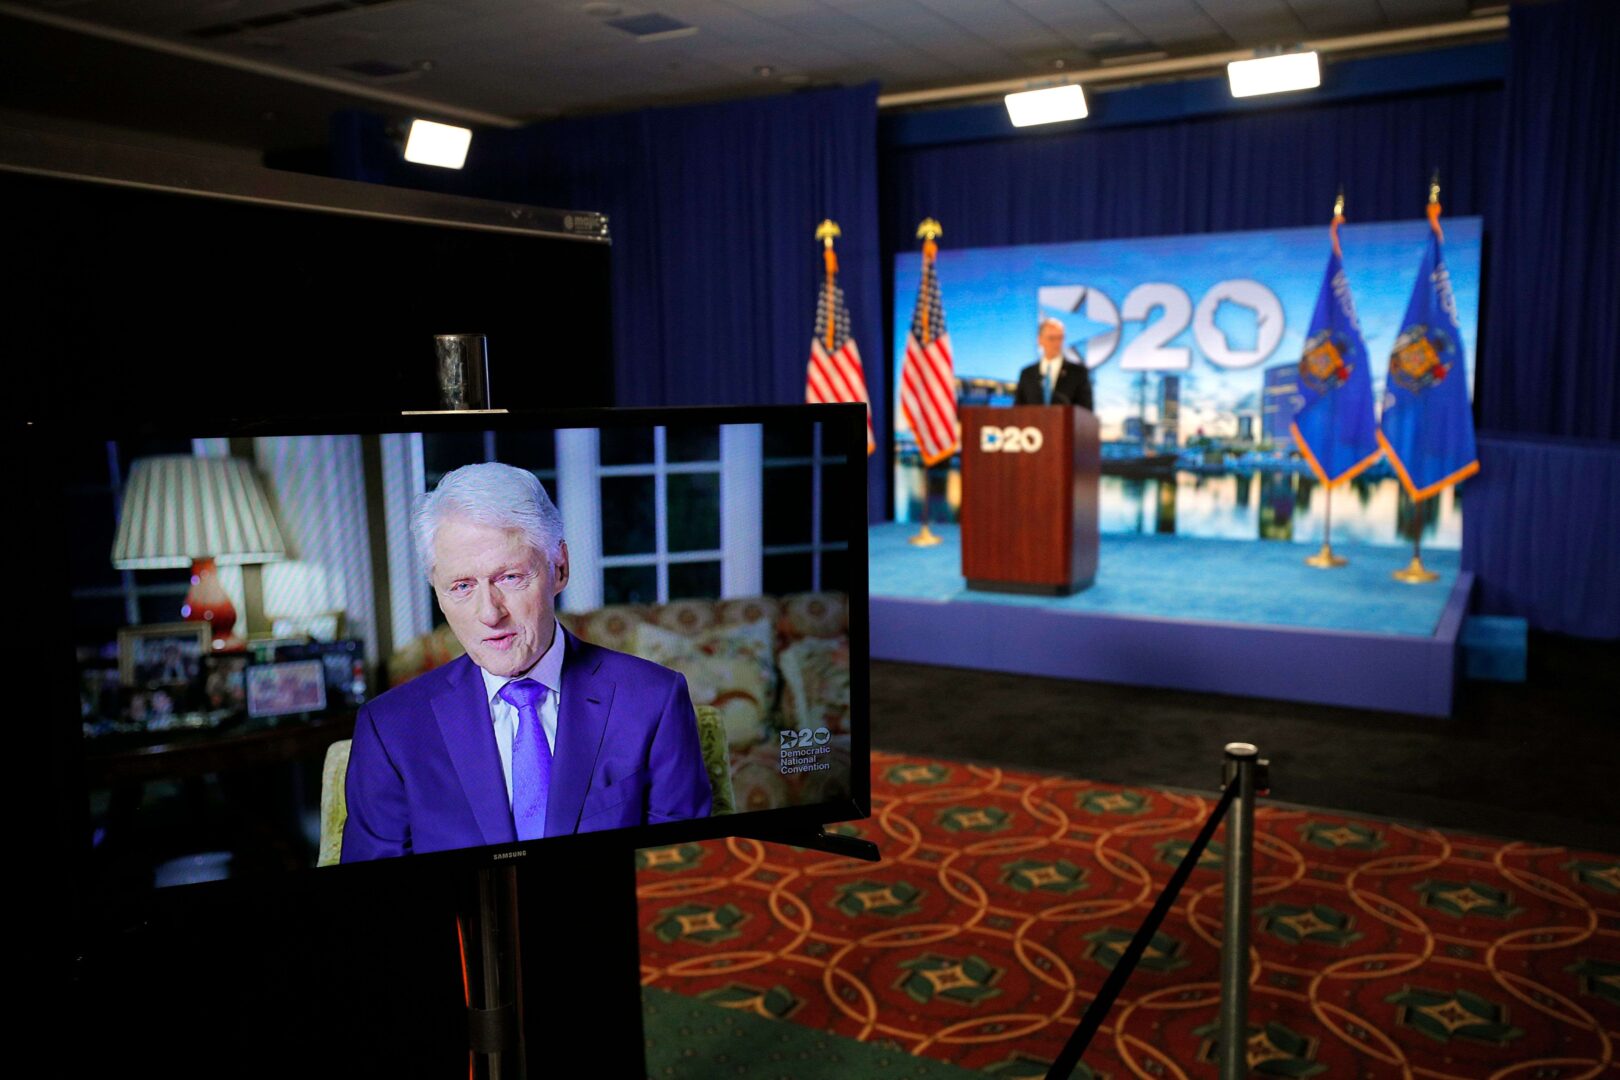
[645, 986, 977, 1079]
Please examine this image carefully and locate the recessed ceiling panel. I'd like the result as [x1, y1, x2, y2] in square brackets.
[4, 0, 1509, 152]
[1193, 0, 1308, 45]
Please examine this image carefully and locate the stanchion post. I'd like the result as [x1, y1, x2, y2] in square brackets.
[1218, 742, 1266, 1080]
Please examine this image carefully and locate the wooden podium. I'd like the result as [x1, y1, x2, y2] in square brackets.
[960, 405, 1100, 595]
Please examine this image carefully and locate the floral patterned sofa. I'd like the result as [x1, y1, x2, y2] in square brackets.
[385, 592, 854, 816]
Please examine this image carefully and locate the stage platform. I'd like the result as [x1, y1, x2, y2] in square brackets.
[868, 523, 1471, 717]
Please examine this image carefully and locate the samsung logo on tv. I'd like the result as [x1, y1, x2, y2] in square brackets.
[493, 851, 527, 860]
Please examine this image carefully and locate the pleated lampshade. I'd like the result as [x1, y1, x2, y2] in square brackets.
[113, 455, 286, 569]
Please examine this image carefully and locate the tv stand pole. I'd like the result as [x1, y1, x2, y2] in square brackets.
[465, 865, 523, 1078]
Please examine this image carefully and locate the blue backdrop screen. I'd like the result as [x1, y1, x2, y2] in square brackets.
[892, 219, 1482, 549]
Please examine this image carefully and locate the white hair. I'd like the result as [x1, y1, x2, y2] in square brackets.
[1039, 316, 1066, 335]
[413, 462, 564, 580]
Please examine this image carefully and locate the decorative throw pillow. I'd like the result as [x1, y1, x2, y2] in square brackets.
[633, 619, 778, 749]
[387, 623, 466, 687]
[779, 592, 848, 645]
[728, 743, 792, 812]
[716, 596, 781, 633]
[650, 600, 719, 636]
[777, 635, 852, 735]
[563, 605, 647, 653]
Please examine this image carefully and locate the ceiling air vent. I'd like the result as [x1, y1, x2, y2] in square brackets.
[605, 13, 697, 42]
[338, 59, 417, 79]
[186, 0, 412, 40]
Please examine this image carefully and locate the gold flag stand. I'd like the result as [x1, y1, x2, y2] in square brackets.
[909, 217, 946, 548]
[1393, 496, 1440, 583]
[1305, 484, 1348, 567]
[910, 522, 943, 547]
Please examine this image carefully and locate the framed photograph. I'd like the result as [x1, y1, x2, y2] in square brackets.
[245, 659, 328, 718]
[273, 640, 368, 707]
[268, 610, 346, 643]
[119, 622, 210, 689]
[203, 653, 250, 712]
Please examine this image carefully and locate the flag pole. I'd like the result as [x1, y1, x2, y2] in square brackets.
[909, 218, 945, 548]
[1394, 495, 1440, 583]
[1307, 187, 1350, 569]
[1393, 173, 1444, 584]
[1305, 481, 1347, 567]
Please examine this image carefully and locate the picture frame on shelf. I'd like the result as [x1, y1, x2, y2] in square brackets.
[245, 659, 328, 718]
[118, 622, 210, 689]
[273, 640, 368, 707]
[268, 610, 346, 644]
[203, 653, 250, 712]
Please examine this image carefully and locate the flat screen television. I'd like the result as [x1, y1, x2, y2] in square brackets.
[41, 403, 870, 902]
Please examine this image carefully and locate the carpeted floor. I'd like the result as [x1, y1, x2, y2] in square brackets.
[868, 523, 1463, 636]
[867, 635, 1619, 854]
[638, 751, 1620, 1078]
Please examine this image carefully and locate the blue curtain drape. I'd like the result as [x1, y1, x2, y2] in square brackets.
[1479, 0, 1620, 441]
[1462, 437, 1619, 638]
[1470, 0, 1619, 640]
[333, 85, 886, 521]
[881, 86, 1500, 252]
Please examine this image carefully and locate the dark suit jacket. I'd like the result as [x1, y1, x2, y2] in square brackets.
[1015, 360, 1094, 412]
[341, 627, 712, 861]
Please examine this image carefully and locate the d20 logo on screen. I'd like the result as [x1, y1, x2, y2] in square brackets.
[779, 726, 833, 777]
[980, 426, 1044, 453]
[1037, 279, 1285, 371]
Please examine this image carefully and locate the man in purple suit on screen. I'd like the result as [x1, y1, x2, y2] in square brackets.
[341, 462, 711, 862]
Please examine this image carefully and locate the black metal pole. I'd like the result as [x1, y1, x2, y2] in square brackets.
[1218, 743, 1260, 1080]
[1044, 776, 1239, 1079]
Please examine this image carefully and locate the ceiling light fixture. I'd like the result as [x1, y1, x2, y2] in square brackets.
[1227, 51, 1321, 98]
[1004, 83, 1087, 128]
[403, 118, 471, 168]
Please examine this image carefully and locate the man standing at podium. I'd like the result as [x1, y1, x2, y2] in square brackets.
[1015, 317, 1093, 411]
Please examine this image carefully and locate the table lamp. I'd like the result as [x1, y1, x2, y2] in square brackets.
[112, 455, 287, 646]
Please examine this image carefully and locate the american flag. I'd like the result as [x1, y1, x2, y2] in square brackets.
[805, 252, 875, 454]
[900, 236, 959, 465]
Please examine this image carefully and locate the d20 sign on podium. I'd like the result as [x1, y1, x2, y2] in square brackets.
[960, 405, 1099, 595]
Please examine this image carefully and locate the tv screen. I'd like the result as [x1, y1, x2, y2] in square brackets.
[50, 405, 869, 894]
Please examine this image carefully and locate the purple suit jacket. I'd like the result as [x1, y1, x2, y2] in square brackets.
[341, 628, 711, 862]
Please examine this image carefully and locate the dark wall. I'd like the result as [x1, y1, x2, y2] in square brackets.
[7, 170, 613, 425]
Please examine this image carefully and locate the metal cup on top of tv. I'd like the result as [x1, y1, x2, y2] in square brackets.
[434, 333, 492, 410]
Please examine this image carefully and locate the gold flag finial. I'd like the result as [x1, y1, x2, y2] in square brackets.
[1330, 185, 1346, 257]
[916, 218, 943, 242]
[1426, 170, 1443, 239]
[816, 220, 841, 350]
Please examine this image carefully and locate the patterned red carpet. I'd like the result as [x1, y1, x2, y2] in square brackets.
[635, 751, 1620, 1079]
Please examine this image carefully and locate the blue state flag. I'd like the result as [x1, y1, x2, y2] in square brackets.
[1377, 218, 1480, 500]
[1290, 234, 1380, 485]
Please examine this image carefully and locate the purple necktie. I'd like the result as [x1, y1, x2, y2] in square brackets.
[497, 678, 552, 840]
